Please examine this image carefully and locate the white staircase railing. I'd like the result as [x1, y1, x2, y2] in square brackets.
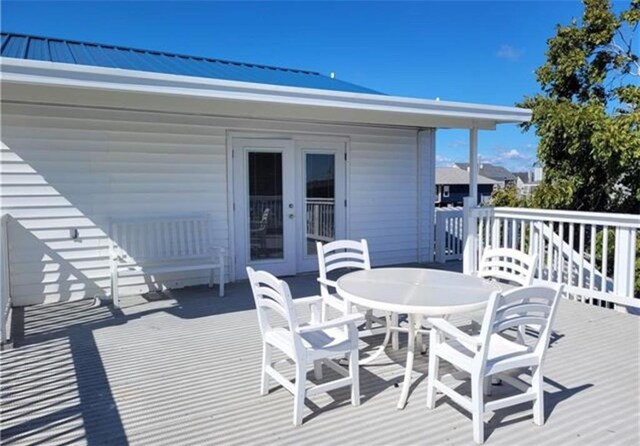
[463, 200, 639, 311]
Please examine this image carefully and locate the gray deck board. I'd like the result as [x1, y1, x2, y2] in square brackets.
[1, 269, 639, 445]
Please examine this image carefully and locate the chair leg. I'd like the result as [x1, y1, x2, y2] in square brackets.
[426, 333, 439, 409]
[321, 301, 328, 323]
[218, 265, 225, 297]
[260, 344, 272, 396]
[313, 360, 323, 380]
[532, 366, 545, 426]
[471, 375, 485, 444]
[365, 309, 373, 331]
[391, 313, 399, 350]
[483, 377, 492, 396]
[293, 363, 306, 426]
[349, 349, 360, 406]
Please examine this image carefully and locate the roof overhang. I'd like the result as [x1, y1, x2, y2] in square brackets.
[0, 58, 532, 130]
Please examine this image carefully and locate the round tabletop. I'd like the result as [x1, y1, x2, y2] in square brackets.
[336, 268, 501, 316]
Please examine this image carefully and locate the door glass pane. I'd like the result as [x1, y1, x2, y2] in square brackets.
[248, 152, 283, 260]
[305, 153, 335, 255]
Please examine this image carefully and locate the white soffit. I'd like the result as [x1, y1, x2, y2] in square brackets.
[0, 58, 532, 130]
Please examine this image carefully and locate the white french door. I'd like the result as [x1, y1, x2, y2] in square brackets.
[232, 137, 346, 279]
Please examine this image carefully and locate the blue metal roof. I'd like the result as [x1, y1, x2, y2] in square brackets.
[1, 32, 382, 95]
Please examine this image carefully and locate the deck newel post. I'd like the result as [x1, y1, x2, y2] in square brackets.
[469, 126, 479, 206]
[463, 197, 478, 274]
[613, 227, 636, 313]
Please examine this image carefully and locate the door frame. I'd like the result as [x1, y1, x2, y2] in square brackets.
[227, 131, 350, 281]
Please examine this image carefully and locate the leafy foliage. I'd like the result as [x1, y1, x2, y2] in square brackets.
[518, 0, 640, 214]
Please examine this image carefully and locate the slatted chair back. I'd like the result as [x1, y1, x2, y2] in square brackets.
[478, 247, 538, 287]
[316, 239, 371, 298]
[110, 214, 214, 264]
[246, 266, 301, 350]
[478, 285, 563, 365]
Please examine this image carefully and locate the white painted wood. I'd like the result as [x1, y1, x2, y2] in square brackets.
[469, 127, 479, 205]
[418, 129, 436, 263]
[435, 207, 464, 263]
[0, 214, 11, 346]
[477, 248, 538, 287]
[468, 206, 639, 310]
[109, 215, 225, 307]
[246, 267, 362, 426]
[426, 285, 564, 444]
[463, 197, 478, 274]
[2, 102, 422, 306]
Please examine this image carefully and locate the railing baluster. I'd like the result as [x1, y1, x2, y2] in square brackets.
[589, 225, 596, 296]
[578, 224, 585, 301]
[557, 222, 564, 284]
[568, 223, 575, 299]
[601, 227, 608, 293]
[520, 219, 526, 253]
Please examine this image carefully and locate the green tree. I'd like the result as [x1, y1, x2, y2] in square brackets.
[519, 0, 640, 214]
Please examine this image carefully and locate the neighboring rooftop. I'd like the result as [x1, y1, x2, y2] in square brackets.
[0, 32, 381, 94]
[513, 171, 536, 184]
[454, 162, 517, 182]
[436, 167, 500, 185]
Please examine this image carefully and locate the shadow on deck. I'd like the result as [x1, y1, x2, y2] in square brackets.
[1, 263, 638, 445]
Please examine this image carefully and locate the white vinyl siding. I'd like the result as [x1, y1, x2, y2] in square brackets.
[1, 102, 422, 306]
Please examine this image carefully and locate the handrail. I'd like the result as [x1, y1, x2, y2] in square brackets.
[472, 206, 640, 229]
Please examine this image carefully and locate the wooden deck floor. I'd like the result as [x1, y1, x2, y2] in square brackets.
[2, 268, 639, 445]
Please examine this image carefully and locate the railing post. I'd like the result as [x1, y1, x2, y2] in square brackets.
[1, 214, 11, 348]
[435, 210, 446, 263]
[463, 197, 478, 274]
[613, 227, 636, 312]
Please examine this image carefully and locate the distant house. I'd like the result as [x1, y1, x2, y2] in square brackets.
[513, 162, 543, 197]
[436, 168, 500, 206]
[454, 162, 517, 187]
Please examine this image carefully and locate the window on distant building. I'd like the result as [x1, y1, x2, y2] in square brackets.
[443, 185, 450, 198]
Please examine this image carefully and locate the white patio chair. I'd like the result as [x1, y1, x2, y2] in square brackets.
[477, 247, 539, 341]
[426, 284, 564, 444]
[477, 247, 538, 287]
[316, 239, 397, 347]
[247, 267, 363, 426]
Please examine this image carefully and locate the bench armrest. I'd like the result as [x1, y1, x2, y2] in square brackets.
[296, 313, 364, 334]
[427, 317, 482, 348]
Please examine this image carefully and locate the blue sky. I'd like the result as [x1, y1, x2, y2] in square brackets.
[3, 1, 592, 172]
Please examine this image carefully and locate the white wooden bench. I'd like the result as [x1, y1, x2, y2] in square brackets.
[108, 214, 225, 307]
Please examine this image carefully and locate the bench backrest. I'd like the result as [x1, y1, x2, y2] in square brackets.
[109, 214, 214, 263]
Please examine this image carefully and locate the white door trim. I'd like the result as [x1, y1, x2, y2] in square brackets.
[227, 131, 350, 280]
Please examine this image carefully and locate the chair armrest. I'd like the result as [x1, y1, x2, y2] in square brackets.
[294, 295, 324, 307]
[294, 295, 324, 324]
[296, 313, 364, 334]
[317, 277, 337, 288]
[427, 317, 482, 347]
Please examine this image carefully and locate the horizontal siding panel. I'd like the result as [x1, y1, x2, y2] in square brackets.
[2, 102, 420, 306]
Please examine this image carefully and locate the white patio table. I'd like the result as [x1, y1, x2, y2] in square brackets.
[336, 267, 501, 409]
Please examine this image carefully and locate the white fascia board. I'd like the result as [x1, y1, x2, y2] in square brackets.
[0, 57, 532, 126]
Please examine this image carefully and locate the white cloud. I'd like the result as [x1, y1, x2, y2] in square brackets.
[501, 149, 531, 161]
[496, 44, 522, 61]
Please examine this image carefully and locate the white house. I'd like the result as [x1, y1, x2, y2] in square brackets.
[0, 32, 531, 306]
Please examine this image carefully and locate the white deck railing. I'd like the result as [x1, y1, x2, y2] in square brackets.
[1, 214, 12, 346]
[435, 207, 464, 262]
[306, 198, 335, 242]
[462, 198, 639, 311]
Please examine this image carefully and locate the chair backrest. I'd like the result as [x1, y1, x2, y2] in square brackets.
[477, 285, 564, 368]
[316, 239, 371, 296]
[246, 267, 301, 349]
[478, 247, 538, 287]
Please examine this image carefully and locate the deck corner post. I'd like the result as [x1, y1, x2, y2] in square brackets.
[463, 197, 478, 274]
[613, 227, 636, 313]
